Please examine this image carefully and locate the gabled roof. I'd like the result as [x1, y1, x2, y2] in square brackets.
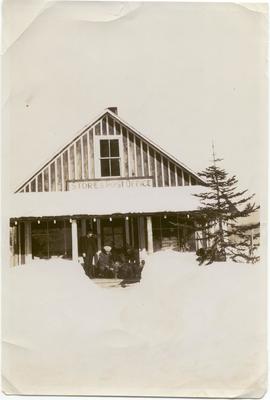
[15, 108, 205, 192]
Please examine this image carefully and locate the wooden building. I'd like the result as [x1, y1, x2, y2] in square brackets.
[9, 107, 206, 266]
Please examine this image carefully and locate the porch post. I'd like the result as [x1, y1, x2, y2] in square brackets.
[96, 218, 102, 251]
[71, 219, 79, 262]
[139, 216, 147, 259]
[63, 220, 67, 256]
[125, 218, 130, 246]
[139, 216, 146, 250]
[146, 216, 154, 254]
[18, 222, 22, 265]
[81, 218, 86, 236]
[130, 218, 135, 247]
[10, 225, 17, 267]
[24, 221, 32, 264]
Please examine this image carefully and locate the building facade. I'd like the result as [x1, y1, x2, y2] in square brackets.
[10, 107, 206, 266]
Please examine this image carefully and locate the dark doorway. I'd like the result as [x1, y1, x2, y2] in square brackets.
[101, 218, 125, 248]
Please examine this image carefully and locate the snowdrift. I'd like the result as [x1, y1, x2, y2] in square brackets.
[2, 252, 266, 397]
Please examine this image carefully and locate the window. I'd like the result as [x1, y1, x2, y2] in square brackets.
[100, 139, 120, 177]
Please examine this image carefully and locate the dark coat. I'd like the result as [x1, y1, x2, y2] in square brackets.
[82, 235, 97, 260]
[98, 249, 112, 268]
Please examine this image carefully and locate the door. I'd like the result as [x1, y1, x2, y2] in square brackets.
[101, 218, 125, 248]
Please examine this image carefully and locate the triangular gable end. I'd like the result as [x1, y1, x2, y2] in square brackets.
[16, 108, 205, 193]
[108, 109, 204, 184]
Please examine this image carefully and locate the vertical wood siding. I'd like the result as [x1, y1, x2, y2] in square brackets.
[149, 147, 156, 186]
[191, 176, 197, 185]
[108, 116, 114, 135]
[88, 129, 95, 178]
[169, 162, 176, 186]
[44, 168, 49, 191]
[63, 151, 69, 184]
[142, 143, 148, 176]
[128, 132, 136, 177]
[56, 157, 62, 191]
[102, 117, 107, 135]
[163, 158, 169, 186]
[177, 168, 183, 186]
[76, 140, 82, 179]
[82, 134, 88, 179]
[135, 138, 142, 176]
[95, 122, 101, 135]
[156, 153, 163, 187]
[50, 163, 56, 191]
[183, 171, 189, 186]
[69, 145, 75, 180]
[115, 121, 120, 135]
[122, 127, 129, 177]
[30, 180, 36, 192]
[37, 174, 42, 192]
[17, 113, 200, 192]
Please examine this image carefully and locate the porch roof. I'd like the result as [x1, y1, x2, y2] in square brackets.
[9, 186, 205, 219]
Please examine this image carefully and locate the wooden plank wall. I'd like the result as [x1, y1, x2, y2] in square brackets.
[18, 113, 200, 192]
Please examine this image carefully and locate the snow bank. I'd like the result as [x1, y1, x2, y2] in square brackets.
[2, 253, 266, 397]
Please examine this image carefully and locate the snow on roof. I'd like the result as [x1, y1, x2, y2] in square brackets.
[9, 186, 205, 218]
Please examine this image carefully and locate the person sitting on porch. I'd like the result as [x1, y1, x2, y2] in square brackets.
[112, 261, 121, 279]
[110, 246, 127, 279]
[125, 245, 139, 264]
[125, 245, 143, 279]
[97, 245, 113, 278]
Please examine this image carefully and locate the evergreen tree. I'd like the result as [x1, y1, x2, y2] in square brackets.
[194, 149, 260, 265]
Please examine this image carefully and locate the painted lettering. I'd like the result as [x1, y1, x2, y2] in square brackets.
[67, 178, 153, 191]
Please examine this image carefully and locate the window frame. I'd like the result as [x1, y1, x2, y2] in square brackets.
[94, 136, 123, 178]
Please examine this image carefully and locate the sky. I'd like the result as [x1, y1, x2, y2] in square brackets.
[2, 1, 268, 202]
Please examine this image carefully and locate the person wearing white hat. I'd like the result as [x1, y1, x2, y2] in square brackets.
[97, 245, 113, 278]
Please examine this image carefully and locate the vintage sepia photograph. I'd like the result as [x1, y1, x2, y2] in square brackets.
[2, 1, 268, 398]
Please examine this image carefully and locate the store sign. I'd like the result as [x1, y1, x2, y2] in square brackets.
[67, 177, 153, 191]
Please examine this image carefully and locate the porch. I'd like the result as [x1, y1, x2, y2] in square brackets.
[9, 213, 200, 267]
[9, 186, 207, 267]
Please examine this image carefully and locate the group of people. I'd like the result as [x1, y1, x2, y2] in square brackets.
[81, 230, 145, 280]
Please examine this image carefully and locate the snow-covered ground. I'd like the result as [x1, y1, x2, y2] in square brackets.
[2, 251, 266, 397]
